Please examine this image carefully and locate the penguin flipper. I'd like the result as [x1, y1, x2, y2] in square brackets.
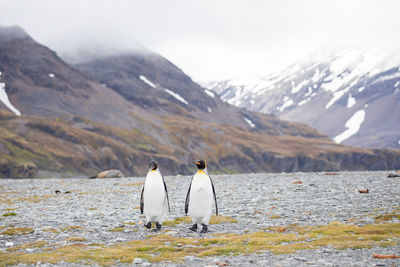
[140, 186, 144, 214]
[162, 176, 171, 213]
[210, 176, 218, 215]
[184, 177, 193, 215]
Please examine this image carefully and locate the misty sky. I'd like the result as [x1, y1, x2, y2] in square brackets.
[1, 0, 399, 81]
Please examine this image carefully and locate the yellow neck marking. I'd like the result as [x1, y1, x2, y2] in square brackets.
[198, 170, 206, 174]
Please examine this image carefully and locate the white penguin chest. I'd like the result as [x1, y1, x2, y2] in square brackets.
[190, 172, 213, 198]
[144, 171, 165, 203]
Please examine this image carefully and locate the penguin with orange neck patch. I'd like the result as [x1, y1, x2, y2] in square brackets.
[185, 160, 218, 233]
[140, 161, 170, 230]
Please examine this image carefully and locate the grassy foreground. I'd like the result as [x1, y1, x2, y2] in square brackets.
[0, 217, 399, 266]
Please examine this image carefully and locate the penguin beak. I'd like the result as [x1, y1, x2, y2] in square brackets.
[193, 161, 200, 165]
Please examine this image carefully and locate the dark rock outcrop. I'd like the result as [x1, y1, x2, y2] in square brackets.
[0, 159, 37, 178]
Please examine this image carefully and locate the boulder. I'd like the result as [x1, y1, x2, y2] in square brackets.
[90, 169, 124, 179]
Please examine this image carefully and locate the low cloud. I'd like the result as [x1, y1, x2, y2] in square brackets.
[1, 0, 399, 80]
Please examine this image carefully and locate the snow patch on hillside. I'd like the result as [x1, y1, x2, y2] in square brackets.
[0, 71, 21, 116]
[139, 75, 157, 88]
[347, 94, 356, 108]
[244, 117, 255, 128]
[298, 98, 311, 106]
[305, 87, 313, 97]
[164, 89, 188, 105]
[48, 73, 55, 78]
[372, 72, 400, 84]
[333, 109, 365, 143]
[291, 79, 308, 94]
[326, 87, 350, 109]
[321, 49, 393, 95]
[312, 68, 324, 82]
[278, 96, 293, 112]
[204, 89, 215, 98]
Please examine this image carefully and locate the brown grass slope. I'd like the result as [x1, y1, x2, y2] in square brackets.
[1, 110, 399, 178]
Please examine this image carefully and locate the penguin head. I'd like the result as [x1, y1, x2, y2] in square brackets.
[193, 160, 206, 170]
[149, 161, 158, 171]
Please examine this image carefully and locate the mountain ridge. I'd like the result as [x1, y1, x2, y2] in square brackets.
[205, 48, 400, 149]
[1, 26, 399, 178]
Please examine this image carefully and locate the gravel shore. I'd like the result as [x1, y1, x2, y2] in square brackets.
[1, 171, 399, 266]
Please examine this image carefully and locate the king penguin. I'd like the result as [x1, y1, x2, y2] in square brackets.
[185, 160, 218, 233]
[140, 161, 170, 230]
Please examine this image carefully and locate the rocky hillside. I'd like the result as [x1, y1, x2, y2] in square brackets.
[0, 26, 148, 129]
[1, 26, 400, 178]
[0, 25, 322, 138]
[205, 49, 400, 149]
[1, 110, 400, 178]
[73, 50, 321, 137]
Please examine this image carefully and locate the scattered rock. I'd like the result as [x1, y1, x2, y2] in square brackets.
[373, 253, 400, 259]
[358, 189, 369, 194]
[294, 257, 307, 262]
[292, 181, 303, 184]
[1, 171, 400, 266]
[387, 173, 400, 178]
[55, 190, 61, 194]
[133, 257, 143, 264]
[91, 169, 124, 179]
[167, 231, 178, 236]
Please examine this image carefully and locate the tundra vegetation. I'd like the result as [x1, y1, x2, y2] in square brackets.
[0, 211, 399, 266]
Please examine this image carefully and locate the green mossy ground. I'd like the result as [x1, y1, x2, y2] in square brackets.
[0, 219, 398, 266]
[163, 215, 237, 227]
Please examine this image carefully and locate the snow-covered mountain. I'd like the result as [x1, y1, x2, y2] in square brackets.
[204, 49, 400, 149]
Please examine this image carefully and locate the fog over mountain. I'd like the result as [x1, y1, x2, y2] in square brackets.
[1, 25, 399, 178]
[1, 0, 400, 81]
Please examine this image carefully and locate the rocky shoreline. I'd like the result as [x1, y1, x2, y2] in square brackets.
[0, 171, 399, 266]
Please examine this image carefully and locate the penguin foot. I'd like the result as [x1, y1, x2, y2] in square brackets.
[144, 222, 152, 229]
[200, 224, 208, 234]
[155, 222, 162, 231]
[189, 224, 198, 232]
